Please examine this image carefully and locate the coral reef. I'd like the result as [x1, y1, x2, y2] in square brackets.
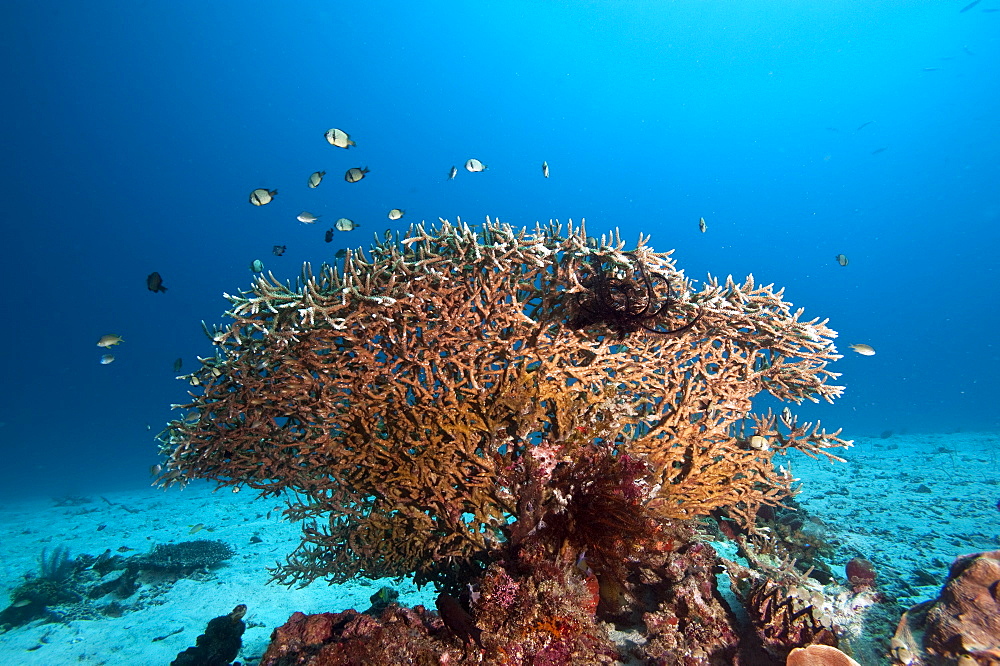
[787, 644, 861, 666]
[259, 606, 461, 666]
[0, 540, 236, 631]
[891, 550, 1000, 665]
[172, 604, 247, 666]
[155, 218, 850, 660]
[134, 539, 235, 574]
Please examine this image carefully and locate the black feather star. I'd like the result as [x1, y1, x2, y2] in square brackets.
[568, 255, 701, 339]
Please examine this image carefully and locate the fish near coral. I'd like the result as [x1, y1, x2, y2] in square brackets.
[435, 593, 482, 648]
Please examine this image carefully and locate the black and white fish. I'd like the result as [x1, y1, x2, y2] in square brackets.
[249, 188, 277, 206]
[465, 158, 487, 173]
[344, 167, 369, 183]
[324, 128, 355, 148]
[307, 171, 326, 188]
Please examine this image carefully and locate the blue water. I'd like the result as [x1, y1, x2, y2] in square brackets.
[1, 1, 997, 499]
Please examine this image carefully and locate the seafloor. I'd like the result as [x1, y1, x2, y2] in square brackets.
[0, 430, 997, 664]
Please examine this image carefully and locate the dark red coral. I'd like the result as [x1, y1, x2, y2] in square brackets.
[259, 606, 463, 666]
[627, 531, 743, 666]
[470, 543, 619, 666]
[845, 557, 876, 592]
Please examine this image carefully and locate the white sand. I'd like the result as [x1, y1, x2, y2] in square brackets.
[0, 483, 435, 664]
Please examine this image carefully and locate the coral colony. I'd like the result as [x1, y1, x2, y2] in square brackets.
[157, 217, 872, 663]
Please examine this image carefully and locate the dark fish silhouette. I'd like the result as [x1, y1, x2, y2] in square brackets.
[147, 272, 167, 293]
[324, 228, 334, 243]
[172, 358, 183, 372]
[871, 146, 888, 155]
[960, 0, 981, 12]
[856, 121, 874, 131]
[272, 245, 286, 256]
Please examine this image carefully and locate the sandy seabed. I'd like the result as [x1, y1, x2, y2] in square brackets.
[0, 431, 997, 665]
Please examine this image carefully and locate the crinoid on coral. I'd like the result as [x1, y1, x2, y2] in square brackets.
[567, 252, 702, 338]
[156, 218, 848, 622]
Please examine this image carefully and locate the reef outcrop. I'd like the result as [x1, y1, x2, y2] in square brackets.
[891, 550, 1000, 665]
[157, 217, 851, 663]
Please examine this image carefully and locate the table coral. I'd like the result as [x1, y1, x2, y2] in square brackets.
[156, 217, 850, 662]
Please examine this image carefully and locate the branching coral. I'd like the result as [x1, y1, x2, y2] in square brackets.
[156, 217, 849, 592]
